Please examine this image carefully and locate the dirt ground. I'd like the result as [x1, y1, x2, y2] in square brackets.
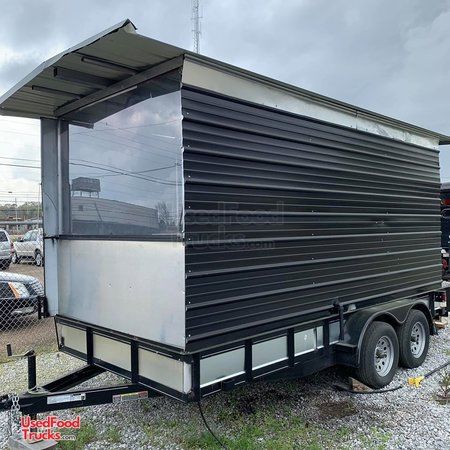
[5, 262, 44, 284]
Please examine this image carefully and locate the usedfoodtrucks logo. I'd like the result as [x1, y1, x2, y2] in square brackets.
[20, 415, 80, 441]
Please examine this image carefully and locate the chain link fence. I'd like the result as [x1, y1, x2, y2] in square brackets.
[0, 228, 57, 392]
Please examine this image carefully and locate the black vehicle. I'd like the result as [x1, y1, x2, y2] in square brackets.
[0, 272, 44, 326]
[441, 183, 450, 279]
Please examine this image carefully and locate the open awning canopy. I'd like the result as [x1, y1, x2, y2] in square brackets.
[0, 19, 184, 121]
[1, 18, 450, 145]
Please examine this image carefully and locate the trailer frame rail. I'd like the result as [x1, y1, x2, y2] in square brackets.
[0, 364, 158, 416]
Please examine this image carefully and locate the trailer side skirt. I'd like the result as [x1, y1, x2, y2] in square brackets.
[54, 292, 440, 403]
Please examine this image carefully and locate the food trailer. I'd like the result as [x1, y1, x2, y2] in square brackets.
[0, 19, 448, 414]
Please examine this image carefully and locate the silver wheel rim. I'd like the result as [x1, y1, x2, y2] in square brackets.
[374, 335, 394, 376]
[35, 254, 42, 266]
[410, 321, 426, 358]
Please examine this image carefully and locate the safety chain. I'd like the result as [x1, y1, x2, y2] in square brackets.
[7, 393, 21, 438]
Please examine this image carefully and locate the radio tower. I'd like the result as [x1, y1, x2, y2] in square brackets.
[192, 0, 201, 53]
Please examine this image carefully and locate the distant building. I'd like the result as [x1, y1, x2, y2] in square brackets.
[71, 196, 159, 235]
[0, 219, 42, 234]
[71, 177, 101, 197]
[69, 176, 161, 235]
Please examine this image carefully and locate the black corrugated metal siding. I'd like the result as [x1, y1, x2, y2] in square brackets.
[182, 86, 442, 351]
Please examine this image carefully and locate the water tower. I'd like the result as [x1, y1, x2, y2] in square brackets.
[71, 177, 101, 197]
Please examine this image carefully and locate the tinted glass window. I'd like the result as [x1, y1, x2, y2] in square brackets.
[67, 70, 182, 237]
[0, 232, 7, 242]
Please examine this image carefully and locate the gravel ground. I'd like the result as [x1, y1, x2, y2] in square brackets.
[0, 327, 448, 449]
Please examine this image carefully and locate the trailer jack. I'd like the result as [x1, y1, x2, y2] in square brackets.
[6, 344, 37, 393]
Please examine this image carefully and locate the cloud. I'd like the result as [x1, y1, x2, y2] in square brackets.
[1, 0, 450, 189]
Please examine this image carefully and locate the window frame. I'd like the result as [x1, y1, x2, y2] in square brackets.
[60, 70, 184, 242]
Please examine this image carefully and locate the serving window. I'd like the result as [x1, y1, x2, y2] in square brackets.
[65, 69, 183, 238]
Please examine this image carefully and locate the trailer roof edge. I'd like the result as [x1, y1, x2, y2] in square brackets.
[0, 19, 136, 111]
[0, 19, 449, 148]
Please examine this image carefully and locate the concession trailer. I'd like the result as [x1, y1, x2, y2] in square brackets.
[0, 20, 448, 414]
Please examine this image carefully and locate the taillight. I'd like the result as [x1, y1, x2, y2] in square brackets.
[10, 242, 14, 255]
[436, 290, 448, 305]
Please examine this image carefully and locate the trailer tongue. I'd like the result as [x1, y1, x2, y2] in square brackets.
[0, 19, 448, 415]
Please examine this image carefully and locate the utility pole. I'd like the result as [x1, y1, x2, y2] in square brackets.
[37, 182, 41, 227]
[192, 0, 201, 53]
[15, 197, 18, 231]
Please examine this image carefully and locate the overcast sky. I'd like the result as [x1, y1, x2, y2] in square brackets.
[1, 0, 450, 204]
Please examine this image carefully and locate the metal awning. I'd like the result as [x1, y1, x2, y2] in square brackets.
[1, 18, 449, 145]
[0, 19, 184, 121]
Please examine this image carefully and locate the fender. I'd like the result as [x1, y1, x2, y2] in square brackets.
[335, 298, 434, 367]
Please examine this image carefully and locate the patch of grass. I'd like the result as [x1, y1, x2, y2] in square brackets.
[183, 422, 266, 450]
[59, 422, 97, 450]
[183, 431, 224, 449]
[141, 399, 154, 413]
[437, 370, 450, 404]
[104, 426, 121, 444]
[160, 419, 179, 429]
[335, 426, 352, 440]
[139, 383, 363, 449]
[180, 408, 337, 450]
[359, 427, 391, 450]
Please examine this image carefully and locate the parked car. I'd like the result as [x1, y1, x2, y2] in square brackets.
[0, 272, 44, 326]
[442, 248, 449, 280]
[0, 229, 13, 270]
[12, 228, 44, 266]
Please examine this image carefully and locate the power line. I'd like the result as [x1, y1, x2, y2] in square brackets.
[0, 162, 40, 169]
[69, 161, 178, 186]
[0, 156, 40, 162]
[96, 163, 177, 179]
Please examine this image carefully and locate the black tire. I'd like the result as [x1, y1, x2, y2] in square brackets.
[34, 250, 43, 267]
[355, 321, 399, 389]
[398, 310, 430, 368]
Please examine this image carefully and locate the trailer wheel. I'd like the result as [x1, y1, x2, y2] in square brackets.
[356, 321, 399, 389]
[398, 310, 429, 368]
